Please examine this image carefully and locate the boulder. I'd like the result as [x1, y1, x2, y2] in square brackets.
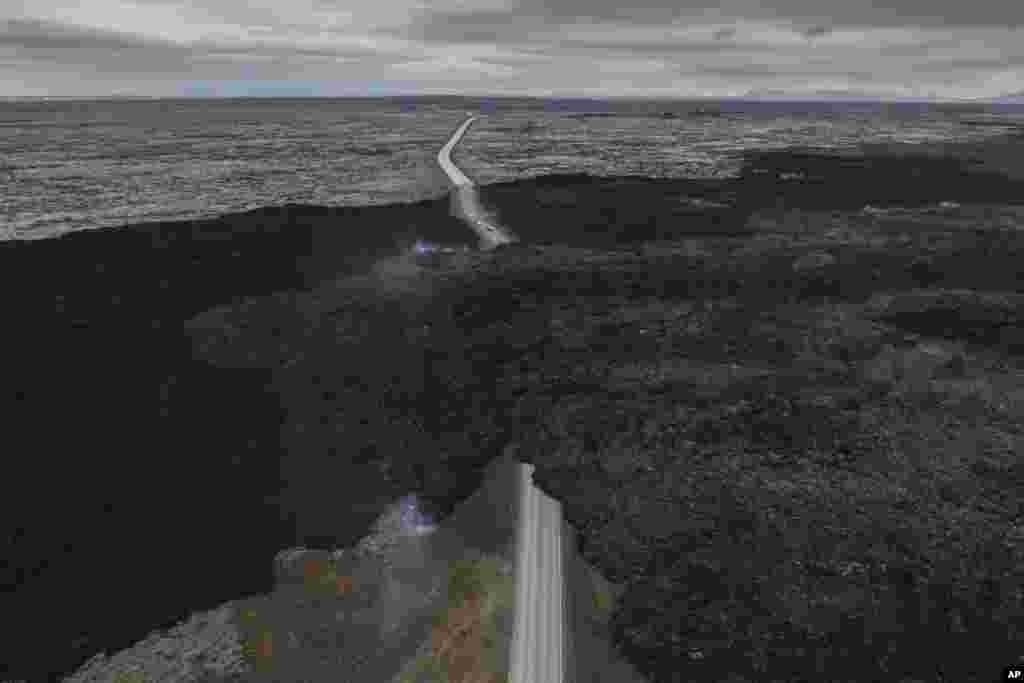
[859, 341, 967, 396]
[909, 254, 943, 286]
[792, 250, 836, 272]
[1000, 325, 1024, 353]
[944, 353, 968, 377]
[273, 547, 340, 589]
[61, 603, 250, 683]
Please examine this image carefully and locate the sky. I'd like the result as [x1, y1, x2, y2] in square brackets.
[2, 0, 1023, 100]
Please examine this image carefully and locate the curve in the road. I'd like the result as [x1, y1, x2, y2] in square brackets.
[438, 116, 478, 187]
[436, 115, 514, 250]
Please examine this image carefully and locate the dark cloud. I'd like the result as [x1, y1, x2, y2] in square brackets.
[5, 2, 1023, 98]
[1, 17, 404, 72]
[192, 42, 387, 60]
[382, 8, 556, 44]
[874, 36, 967, 57]
[1, 18, 179, 50]
[472, 52, 556, 67]
[495, 38, 806, 59]
[388, 30, 1023, 79]
[908, 54, 1024, 72]
[702, 64, 881, 80]
[801, 24, 831, 38]
[388, 0, 1024, 45]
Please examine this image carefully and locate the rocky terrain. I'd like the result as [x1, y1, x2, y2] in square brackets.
[7, 130, 1024, 682]
[61, 450, 631, 683]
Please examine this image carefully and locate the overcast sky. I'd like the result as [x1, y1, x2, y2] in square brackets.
[2, 0, 1023, 99]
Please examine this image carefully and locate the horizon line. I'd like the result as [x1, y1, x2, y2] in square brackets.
[2, 93, 1018, 103]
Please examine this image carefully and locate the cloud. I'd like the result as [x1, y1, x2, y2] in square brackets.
[3, 1, 1024, 98]
[388, 0, 1024, 48]
[382, 8, 556, 45]
[0, 16, 415, 79]
[801, 24, 831, 39]
[1, 17, 178, 50]
[470, 51, 555, 67]
[701, 63, 879, 81]
[909, 54, 1024, 73]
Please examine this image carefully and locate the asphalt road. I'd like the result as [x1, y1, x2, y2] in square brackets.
[437, 115, 478, 188]
[510, 462, 567, 683]
[439, 117, 561, 680]
[436, 114, 514, 250]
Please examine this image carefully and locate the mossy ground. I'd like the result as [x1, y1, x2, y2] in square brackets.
[392, 551, 514, 683]
[536, 312, 1024, 681]
[194, 200, 1024, 683]
[222, 552, 379, 682]
[460, 213, 1024, 683]
[222, 542, 514, 683]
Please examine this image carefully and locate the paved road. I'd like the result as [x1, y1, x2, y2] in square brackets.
[510, 463, 567, 683]
[440, 118, 564, 681]
[437, 115, 479, 187]
[437, 115, 514, 250]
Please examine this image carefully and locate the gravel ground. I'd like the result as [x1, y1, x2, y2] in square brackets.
[59, 457, 520, 683]
[62, 603, 252, 683]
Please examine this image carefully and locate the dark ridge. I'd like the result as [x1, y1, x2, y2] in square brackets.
[478, 174, 752, 248]
[733, 148, 1024, 211]
[1, 197, 474, 682]
[476, 142, 1024, 250]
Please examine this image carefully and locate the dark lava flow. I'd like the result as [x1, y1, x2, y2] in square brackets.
[4, 135, 1024, 681]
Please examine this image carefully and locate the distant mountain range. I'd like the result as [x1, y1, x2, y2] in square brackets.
[979, 91, 1024, 104]
[738, 88, 967, 103]
[737, 88, 1024, 105]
